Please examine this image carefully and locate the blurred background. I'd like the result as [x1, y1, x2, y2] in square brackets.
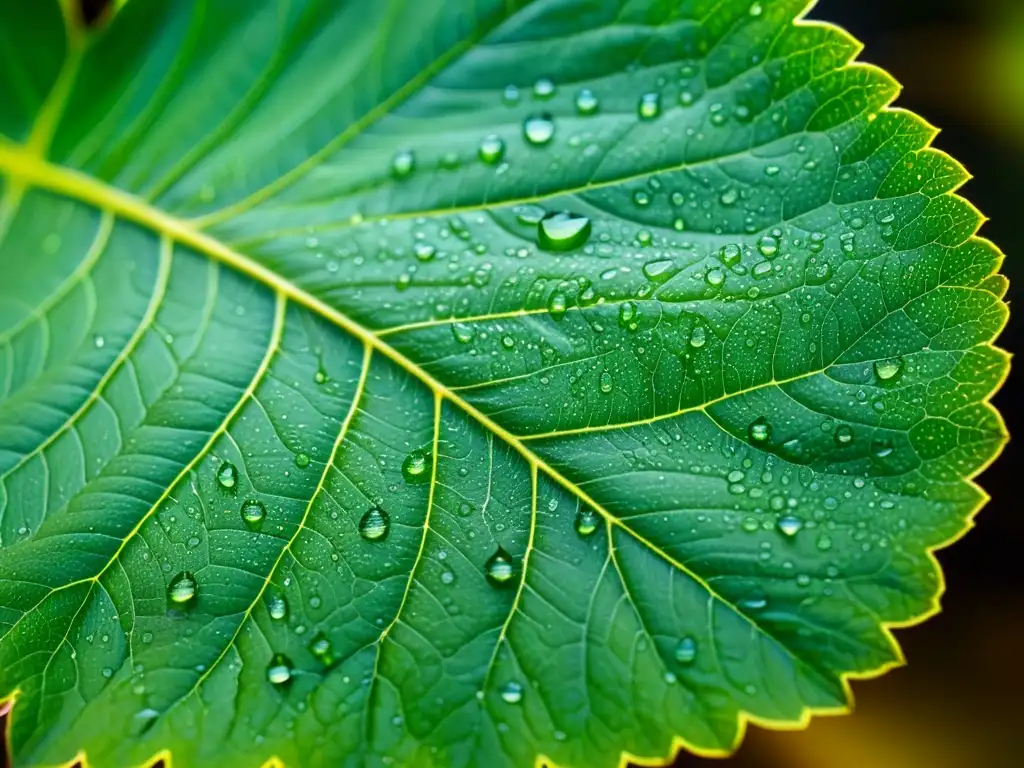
[671, 0, 1024, 765]
[2, 1, 1020, 767]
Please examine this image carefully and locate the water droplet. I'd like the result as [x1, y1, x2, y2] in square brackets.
[816, 534, 833, 551]
[632, 190, 651, 207]
[537, 211, 591, 251]
[777, 515, 802, 537]
[533, 77, 555, 99]
[638, 92, 661, 120]
[748, 417, 771, 443]
[501, 334, 515, 350]
[720, 244, 741, 267]
[294, 453, 311, 468]
[414, 243, 436, 262]
[452, 323, 475, 344]
[402, 449, 430, 483]
[168, 572, 197, 605]
[720, 188, 738, 206]
[575, 88, 599, 115]
[391, 150, 415, 179]
[575, 508, 599, 536]
[267, 592, 288, 620]
[642, 259, 674, 282]
[514, 204, 546, 225]
[500, 681, 523, 704]
[689, 325, 706, 348]
[756, 234, 779, 258]
[749, 2, 763, 16]
[834, 425, 854, 446]
[314, 366, 329, 384]
[359, 507, 390, 541]
[93, 334, 105, 348]
[502, 84, 520, 105]
[705, 268, 725, 288]
[240, 499, 266, 530]
[309, 632, 335, 665]
[266, 654, 293, 685]
[216, 462, 238, 490]
[618, 301, 638, 330]
[599, 371, 613, 394]
[485, 548, 516, 585]
[440, 570, 455, 585]
[523, 114, 555, 145]
[478, 134, 505, 164]
[674, 636, 697, 664]
[874, 356, 904, 383]
[547, 291, 568, 318]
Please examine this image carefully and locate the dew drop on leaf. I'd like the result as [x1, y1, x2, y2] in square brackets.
[359, 507, 390, 541]
[267, 592, 288, 621]
[575, 508, 599, 537]
[402, 449, 430, 483]
[537, 211, 591, 251]
[637, 92, 661, 120]
[689, 326, 706, 348]
[776, 515, 802, 537]
[748, 417, 771, 443]
[294, 452, 311, 468]
[500, 681, 523, 704]
[874, 356, 904, 383]
[599, 371, 613, 394]
[674, 636, 697, 664]
[523, 114, 555, 145]
[240, 499, 266, 530]
[547, 291, 568, 318]
[390, 149, 415, 179]
[266, 654, 293, 685]
[532, 77, 555, 99]
[485, 547, 516, 585]
[834, 425, 854, 446]
[575, 88, 599, 115]
[451, 322, 475, 344]
[757, 234, 779, 258]
[216, 462, 237, 490]
[478, 134, 505, 164]
[168, 571, 197, 605]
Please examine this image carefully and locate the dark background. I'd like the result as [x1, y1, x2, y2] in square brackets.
[2, 1, 1020, 767]
[670, 0, 1024, 765]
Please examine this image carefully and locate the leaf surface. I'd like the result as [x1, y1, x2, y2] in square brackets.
[0, 1, 1009, 767]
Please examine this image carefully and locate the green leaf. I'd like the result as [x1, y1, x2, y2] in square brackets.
[0, 1, 1009, 766]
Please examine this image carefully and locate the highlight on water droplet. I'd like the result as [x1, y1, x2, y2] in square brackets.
[402, 449, 431, 483]
[638, 92, 661, 120]
[523, 114, 555, 145]
[537, 211, 591, 252]
[266, 654, 293, 686]
[267, 591, 288, 620]
[240, 499, 266, 530]
[478, 134, 505, 164]
[391, 149, 415, 179]
[359, 507, 390, 541]
[575, 508, 599, 537]
[500, 680, 523, 704]
[485, 547, 516, 585]
[674, 636, 697, 664]
[748, 417, 771, 443]
[216, 461, 238, 490]
[575, 88, 599, 115]
[168, 571, 197, 606]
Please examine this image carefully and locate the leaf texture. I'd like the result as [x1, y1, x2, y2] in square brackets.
[0, 1, 1009, 766]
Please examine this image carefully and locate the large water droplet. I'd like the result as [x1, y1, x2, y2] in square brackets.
[359, 507, 390, 541]
[756, 234, 779, 258]
[748, 417, 771, 443]
[719, 244, 741, 267]
[267, 592, 288, 620]
[874, 356, 904, 384]
[168, 571, 197, 605]
[452, 323, 475, 344]
[575, 88, 599, 115]
[485, 548, 516, 585]
[478, 134, 505, 164]
[833, 425, 854, 446]
[266, 654, 293, 685]
[500, 681, 523, 704]
[674, 636, 697, 664]
[777, 515, 802, 537]
[240, 499, 266, 530]
[537, 211, 591, 252]
[547, 291, 568, 318]
[642, 259, 675, 282]
[391, 150, 415, 179]
[575, 508, 599, 536]
[216, 462, 237, 490]
[523, 114, 555, 145]
[638, 92, 661, 120]
[689, 325, 707, 348]
[402, 449, 431, 483]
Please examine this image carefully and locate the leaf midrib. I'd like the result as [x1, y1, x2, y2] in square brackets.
[0, 141, 838, 688]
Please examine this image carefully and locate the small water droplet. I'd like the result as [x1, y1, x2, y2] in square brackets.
[168, 571, 197, 605]
[216, 462, 238, 490]
[533, 77, 555, 99]
[309, 632, 335, 665]
[502, 84, 520, 105]
[485, 548, 516, 585]
[816, 534, 833, 551]
[689, 325, 707, 348]
[240, 499, 266, 530]
[267, 592, 288, 620]
[675, 636, 697, 664]
[359, 507, 390, 541]
[575, 88, 599, 115]
[266, 654, 293, 685]
[523, 114, 555, 145]
[599, 371, 613, 394]
[537, 211, 591, 251]
[705, 268, 725, 287]
[720, 188, 738, 206]
[93, 334, 105, 348]
[720, 244, 741, 267]
[638, 92, 661, 120]
[478, 134, 505, 164]
[874, 356, 904, 383]
[414, 243, 436, 262]
[834, 425, 854, 446]
[391, 150, 415, 179]
[756, 234, 779, 258]
[748, 417, 771, 443]
[402, 449, 430, 483]
[500, 681, 523, 704]
[294, 453, 311, 468]
[452, 323, 475, 344]
[547, 291, 568, 318]
[575, 508, 599, 536]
